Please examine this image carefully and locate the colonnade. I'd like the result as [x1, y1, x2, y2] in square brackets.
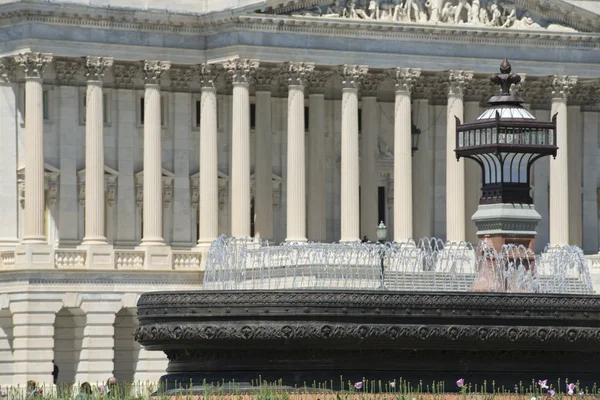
[11, 53, 580, 248]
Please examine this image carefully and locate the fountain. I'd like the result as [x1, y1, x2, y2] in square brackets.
[135, 61, 600, 392]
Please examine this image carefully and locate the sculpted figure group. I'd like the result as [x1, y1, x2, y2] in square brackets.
[292, 0, 575, 31]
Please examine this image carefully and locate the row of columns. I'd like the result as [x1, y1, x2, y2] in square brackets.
[13, 53, 579, 247]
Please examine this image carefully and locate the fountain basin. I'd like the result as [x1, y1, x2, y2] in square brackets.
[135, 290, 600, 391]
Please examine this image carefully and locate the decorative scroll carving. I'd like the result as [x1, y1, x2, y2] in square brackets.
[170, 67, 194, 90]
[448, 70, 474, 96]
[388, 68, 421, 93]
[55, 59, 83, 85]
[335, 64, 368, 89]
[84, 56, 113, 81]
[224, 58, 259, 84]
[113, 64, 139, 89]
[253, 67, 277, 92]
[464, 76, 496, 102]
[551, 75, 578, 100]
[305, 70, 334, 94]
[46, 172, 59, 206]
[281, 61, 315, 86]
[193, 64, 220, 89]
[275, 0, 577, 32]
[162, 176, 174, 208]
[361, 73, 385, 97]
[106, 176, 117, 207]
[143, 60, 171, 85]
[14, 52, 53, 79]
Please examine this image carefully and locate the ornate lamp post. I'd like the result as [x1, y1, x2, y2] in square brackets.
[376, 221, 387, 243]
[455, 59, 557, 291]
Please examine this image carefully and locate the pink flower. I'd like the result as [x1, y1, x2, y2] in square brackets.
[548, 390, 555, 397]
[0, 392, 6, 398]
[457, 378, 464, 388]
[99, 385, 105, 392]
[354, 382, 363, 390]
[568, 383, 576, 395]
[538, 380, 549, 389]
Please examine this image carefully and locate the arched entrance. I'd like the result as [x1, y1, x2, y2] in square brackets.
[113, 308, 140, 384]
[53, 308, 85, 389]
[0, 309, 14, 386]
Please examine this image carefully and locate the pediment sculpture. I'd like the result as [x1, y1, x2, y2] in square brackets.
[271, 0, 576, 32]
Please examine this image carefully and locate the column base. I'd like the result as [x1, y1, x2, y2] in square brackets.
[135, 245, 172, 270]
[140, 237, 166, 246]
[14, 244, 54, 269]
[81, 236, 108, 246]
[285, 237, 308, 244]
[77, 244, 114, 269]
[21, 235, 48, 245]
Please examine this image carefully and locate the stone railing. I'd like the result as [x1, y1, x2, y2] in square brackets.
[0, 246, 206, 271]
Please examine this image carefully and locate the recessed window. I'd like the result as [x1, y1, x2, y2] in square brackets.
[358, 109, 362, 132]
[304, 106, 309, 131]
[81, 92, 109, 124]
[250, 103, 256, 130]
[139, 95, 167, 127]
[22, 89, 51, 121]
[196, 100, 201, 128]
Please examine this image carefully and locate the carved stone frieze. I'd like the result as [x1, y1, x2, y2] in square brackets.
[223, 58, 259, 84]
[113, 64, 140, 89]
[143, 60, 171, 85]
[464, 76, 496, 102]
[361, 72, 385, 97]
[280, 61, 315, 87]
[55, 59, 83, 85]
[14, 52, 53, 79]
[305, 70, 334, 94]
[388, 68, 421, 93]
[570, 80, 600, 106]
[170, 67, 194, 91]
[253, 67, 277, 92]
[335, 64, 368, 89]
[84, 56, 113, 81]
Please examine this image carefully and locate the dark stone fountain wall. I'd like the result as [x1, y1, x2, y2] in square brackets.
[135, 290, 600, 391]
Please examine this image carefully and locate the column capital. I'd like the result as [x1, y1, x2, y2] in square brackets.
[224, 58, 259, 84]
[0, 57, 16, 83]
[306, 70, 334, 95]
[447, 70, 474, 97]
[253, 67, 276, 92]
[388, 68, 421, 93]
[336, 64, 368, 89]
[14, 52, 53, 79]
[280, 61, 315, 87]
[361, 72, 385, 97]
[142, 60, 171, 85]
[551, 75, 578, 100]
[84, 56, 113, 81]
[193, 63, 220, 89]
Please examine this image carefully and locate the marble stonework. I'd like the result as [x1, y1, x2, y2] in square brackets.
[0, 0, 599, 389]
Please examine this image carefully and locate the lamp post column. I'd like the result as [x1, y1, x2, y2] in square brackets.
[446, 70, 473, 243]
[15, 52, 53, 244]
[82, 56, 113, 246]
[226, 59, 259, 239]
[140, 60, 170, 246]
[196, 64, 219, 248]
[283, 62, 314, 242]
[338, 65, 368, 243]
[389, 68, 420, 244]
[549, 75, 577, 247]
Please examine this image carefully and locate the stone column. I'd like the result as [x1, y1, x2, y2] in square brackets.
[412, 98, 431, 239]
[338, 65, 368, 242]
[567, 105, 582, 247]
[82, 57, 113, 246]
[306, 71, 330, 242]
[389, 68, 420, 243]
[446, 70, 473, 243]
[225, 59, 259, 239]
[253, 68, 275, 241]
[196, 65, 219, 248]
[140, 61, 170, 246]
[283, 62, 314, 242]
[359, 73, 382, 242]
[14, 53, 53, 244]
[582, 110, 599, 253]
[464, 100, 481, 245]
[549, 75, 577, 247]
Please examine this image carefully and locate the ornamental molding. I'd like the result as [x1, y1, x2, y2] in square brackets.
[448, 70, 474, 96]
[335, 64, 368, 89]
[388, 68, 421, 93]
[14, 52, 53, 79]
[134, 168, 175, 209]
[170, 67, 195, 90]
[76, 166, 119, 206]
[189, 171, 230, 211]
[192, 64, 220, 89]
[305, 70, 335, 94]
[113, 64, 140, 89]
[224, 58, 260, 84]
[551, 74, 578, 100]
[143, 60, 171, 85]
[55, 59, 83, 85]
[17, 163, 60, 207]
[253, 67, 278, 92]
[84, 56, 113, 82]
[361, 72, 385, 97]
[280, 61, 315, 87]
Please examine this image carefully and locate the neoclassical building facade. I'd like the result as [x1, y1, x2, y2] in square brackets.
[1, 0, 600, 388]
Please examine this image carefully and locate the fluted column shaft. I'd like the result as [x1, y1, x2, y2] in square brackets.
[307, 92, 326, 242]
[340, 86, 360, 242]
[393, 89, 413, 243]
[254, 90, 273, 241]
[82, 79, 107, 244]
[231, 81, 251, 238]
[141, 83, 164, 245]
[446, 71, 472, 243]
[360, 96, 378, 241]
[16, 53, 53, 244]
[198, 84, 218, 244]
[286, 84, 307, 242]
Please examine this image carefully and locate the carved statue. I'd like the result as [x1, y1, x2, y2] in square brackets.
[283, 0, 577, 32]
